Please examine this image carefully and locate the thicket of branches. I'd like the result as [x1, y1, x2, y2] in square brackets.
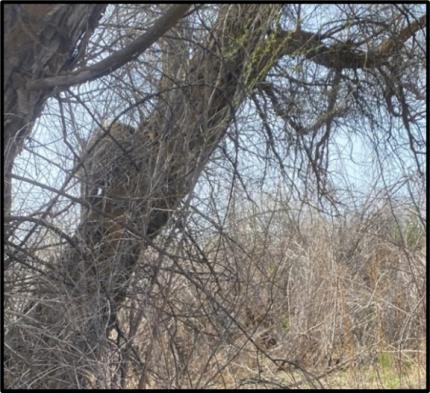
[4, 4, 426, 389]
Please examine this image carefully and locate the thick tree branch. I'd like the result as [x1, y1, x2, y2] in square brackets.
[28, 4, 192, 90]
[4, 4, 106, 229]
[275, 13, 426, 69]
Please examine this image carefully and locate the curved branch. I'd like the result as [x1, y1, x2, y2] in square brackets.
[275, 13, 426, 69]
[28, 4, 192, 90]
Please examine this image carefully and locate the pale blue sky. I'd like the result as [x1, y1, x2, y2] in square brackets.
[11, 4, 426, 239]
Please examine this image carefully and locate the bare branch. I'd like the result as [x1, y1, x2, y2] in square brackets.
[275, 13, 426, 69]
[28, 4, 192, 90]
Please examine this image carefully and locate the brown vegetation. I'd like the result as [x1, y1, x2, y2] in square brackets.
[4, 3, 426, 389]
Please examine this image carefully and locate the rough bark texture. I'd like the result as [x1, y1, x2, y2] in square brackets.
[5, 5, 286, 388]
[4, 4, 426, 389]
[27, 4, 192, 90]
[4, 4, 106, 227]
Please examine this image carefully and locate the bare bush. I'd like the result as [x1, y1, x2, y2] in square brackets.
[4, 3, 426, 389]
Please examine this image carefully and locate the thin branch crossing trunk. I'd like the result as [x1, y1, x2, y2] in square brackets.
[5, 5, 286, 388]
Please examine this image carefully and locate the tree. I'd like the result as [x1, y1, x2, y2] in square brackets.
[4, 4, 426, 388]
[4, 3, 191, 223]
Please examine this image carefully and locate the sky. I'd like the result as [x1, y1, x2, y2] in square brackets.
[10, 3, 426, 243]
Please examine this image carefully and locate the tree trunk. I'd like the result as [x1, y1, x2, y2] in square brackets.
[5, 5, 289, 388]
[4, 4, 106, 230]
[5, 4, 426, 388]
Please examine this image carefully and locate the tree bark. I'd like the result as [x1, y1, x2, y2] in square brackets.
[4, 4, 426, 388]
[5, 5, 287, 388]
[4, 4, 106, 230]
[4, 4, 191, 233]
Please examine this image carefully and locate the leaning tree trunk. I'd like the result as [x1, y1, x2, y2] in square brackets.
[5, 4, 427, 388]
[3, 4, 106, 387]
[5, 5, 287, 388]
[4, 4, 106, 232]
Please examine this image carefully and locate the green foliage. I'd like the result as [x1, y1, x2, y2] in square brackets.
[243, 26, 282, 91]
[404, 218, 425, 250]
[377, 352, 394, 369]
[391, 214, 425, 250]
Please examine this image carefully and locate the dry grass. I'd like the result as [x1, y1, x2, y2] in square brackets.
[112, 199, 426, 388]
[277, 354, 426, 389]
[5, 198, 426, 388]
